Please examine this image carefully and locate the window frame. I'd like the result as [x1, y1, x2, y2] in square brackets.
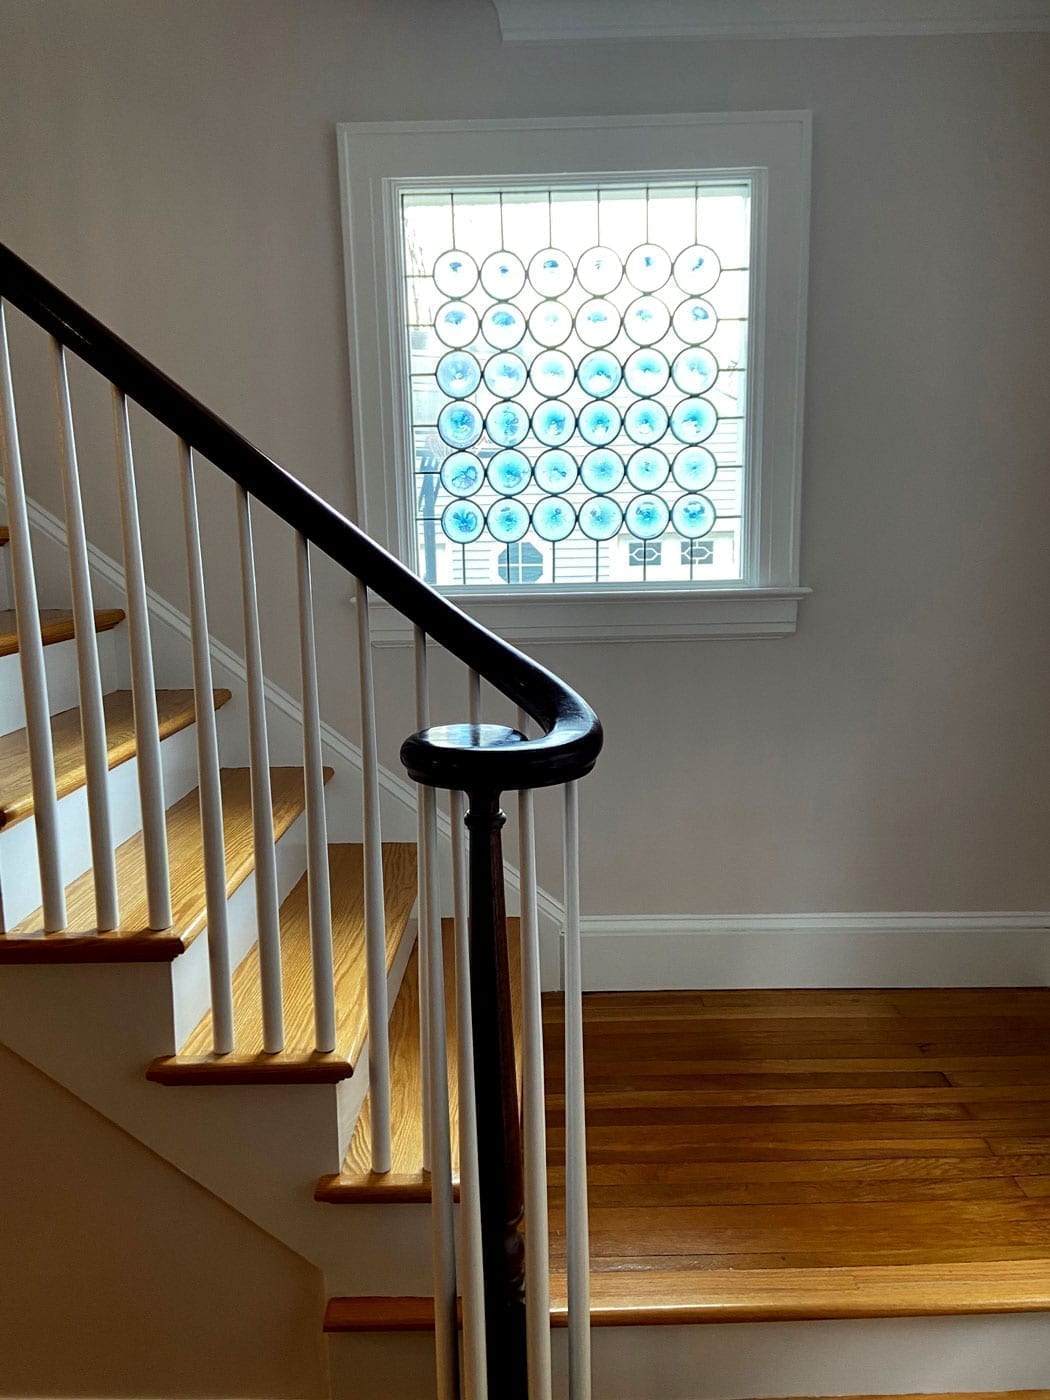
[338, 112, 812, 644]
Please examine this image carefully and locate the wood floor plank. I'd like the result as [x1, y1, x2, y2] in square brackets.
[0, 607, 124, 658]
[0, 688, 231, 828]
[147, 842, 417, 1083]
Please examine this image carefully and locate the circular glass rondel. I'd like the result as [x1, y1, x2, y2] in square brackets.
[623, 348, 670, 397]
[487, 449, 531, 496]
[576, 298, 620, 349]
[528, 247, 574, 297]
[671, 347, 718, 395]
[481, 303, 526, 350]
[580, 448, 624, 493]
[432, 249, 478, 299]
[483, 352, 528, 398]
[487, 498, 530, 543]
[529, 349, 575, 397]
[534, 449, 576, 494]
[670, 397, 718, 445]
[673, 298, 718, 345]
[434, 301, 479, 349]
[439, 451, 484, 497]
[672, 445, 717, 491]
[623, 400, 669, 446]
[623, 296, 671, 346]
[578, 495, 623, 541]
[577, 245, 623, 295]
[627, 448, 670, 491]
[532, 398, 576, 447]
[578, 400, 622, 447]
[480, 249, 526, 299]
[435, 352, 481, 399]
[577, 350, 622, 398]
[441, 500, 484, 544]
[674, 244, 722, 296]
[672, 493, 717, 539]
[485, 400, 529, 448]
[533, 496, 576, 542]
[625, 494, 671, 541]
[437, 401, 483, 448]
[529, 300, 574, 348]
[625, 243, 672, 292]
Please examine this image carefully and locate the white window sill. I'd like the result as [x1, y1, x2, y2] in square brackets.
[358, 585, 810, 647]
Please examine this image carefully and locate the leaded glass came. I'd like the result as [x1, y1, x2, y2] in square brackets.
[401, 182, 750, 587]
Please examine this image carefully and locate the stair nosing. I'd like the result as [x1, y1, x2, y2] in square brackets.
[0, 607, 125, 659]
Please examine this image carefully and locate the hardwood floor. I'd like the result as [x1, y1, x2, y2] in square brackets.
[543, 987, 1050, 1290]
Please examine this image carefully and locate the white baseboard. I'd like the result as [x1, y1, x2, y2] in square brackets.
[577, 911, 1050, 989]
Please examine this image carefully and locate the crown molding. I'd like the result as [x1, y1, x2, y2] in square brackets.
[492, 0, 1050, 41]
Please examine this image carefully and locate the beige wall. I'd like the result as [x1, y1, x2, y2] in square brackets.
[0, 1043, 329, 1399]
[1, 0, 1049, 916]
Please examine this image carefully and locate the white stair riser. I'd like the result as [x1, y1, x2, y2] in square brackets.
[0, 721, 200, 933]
[328, 1311, 1050, 1400]
[0, 627, 121, 736]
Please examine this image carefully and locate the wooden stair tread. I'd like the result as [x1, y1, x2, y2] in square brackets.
[323, 1258, 1050, 1332]
[315, 917, 521, 1202]
[0, 607, 124, 658]
[0, 688, 232, 829]
[0, 765, 326, 960]
[147, 842, 417, 1084]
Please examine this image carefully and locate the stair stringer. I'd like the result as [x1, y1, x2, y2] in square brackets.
[7, 483, 568, 986]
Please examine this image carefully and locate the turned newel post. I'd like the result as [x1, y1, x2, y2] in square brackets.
[465, 786, 528, 1400]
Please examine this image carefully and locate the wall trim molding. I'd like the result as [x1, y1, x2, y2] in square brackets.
[576, 911, 1050, 989]
[492, 0, 1050, 41]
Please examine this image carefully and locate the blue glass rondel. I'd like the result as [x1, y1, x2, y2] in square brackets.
[434, 301, 480, 349]
[487, 449, 531, 496]
[432, 249, 478, 298]
[576, 351, 621, 398]
[481, 303, 526, 350]
[670, 397, 718, 445]
[483, 352, 528, 398]
[672, 446, 717, 491]
[625, 494, 670, 541]
[576, 299, 619, 348]
[578, 400, 622, 447]
[533, 399, 575, 447]
[577, 246, 623, 296]
[623, 296, 670, 346]
[578, 495, 623, 541]
[436, 352, 481, 399]
[485, 400, 529, 448]
[627, 448, 670, 490]
[580, 448, 624, 493]
[440, 500, 484, 543]
[673, 244, 722, 296]
[534, 449, 576, 494]
[528, 300, 573, 348]
[623, 349, 670, 397]
[480, 249, 526, 299]
[487, 498, 530, 543]
[672, 298, 718, 345]
[530, 350, 575, 397]
[533, 497, 576, 542]
[528, 247, 574, 297]
[671, 347, 718, 394]
[439, 451, 483, 497]
[671, 493, 716, 539]
[623, 400, 669, 446]
[625, 243, 672, 293]
[437, 401, 483, 448]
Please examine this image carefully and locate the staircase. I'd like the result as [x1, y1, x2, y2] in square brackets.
[1, 243, 1049, 1400]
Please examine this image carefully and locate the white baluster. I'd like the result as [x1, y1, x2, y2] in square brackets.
[414, 626, 432, 1171]
[111, 387, 170, 929]
[296, 533, 336, 1053]
[356, 580, 391, 1172]
[0, 303, 65, 931]
[52, 341, 118, 930]
[451, 786, 487, 1400]
[422, 778, 459, 1400]
[563, 781, 591, 1399]
[179, 442, 233, 1054]
[236, 486, 284, 1052]
[517, 710, 552, 1400]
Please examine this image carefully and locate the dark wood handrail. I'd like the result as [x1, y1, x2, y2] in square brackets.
[0, 241, 602, 792]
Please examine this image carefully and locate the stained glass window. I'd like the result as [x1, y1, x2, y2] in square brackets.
[400, 181, 751, 588]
